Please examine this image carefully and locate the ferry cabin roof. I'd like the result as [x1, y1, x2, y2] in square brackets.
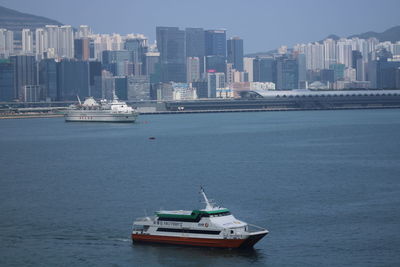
[156, 209, 231, 222]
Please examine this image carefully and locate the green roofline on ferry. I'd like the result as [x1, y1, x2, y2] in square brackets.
[156, 208, 230, 219]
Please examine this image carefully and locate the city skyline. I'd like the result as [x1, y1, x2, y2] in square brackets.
[1, 0, 399, 53]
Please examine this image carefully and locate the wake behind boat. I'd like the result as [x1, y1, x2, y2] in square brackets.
[64, 94, 138, 123]
[131, 188, 268, 248]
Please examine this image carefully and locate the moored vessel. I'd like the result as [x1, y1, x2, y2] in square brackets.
[64, 94, 138, 123]
[131, 188, 268, 248]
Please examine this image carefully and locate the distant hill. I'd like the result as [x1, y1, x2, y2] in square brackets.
[0, 5, 63, 38]
[348, 25, 400, 43]
[247, 25, 400, 57]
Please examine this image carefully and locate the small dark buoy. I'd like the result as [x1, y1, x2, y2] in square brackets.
[149, 137, 156, 140]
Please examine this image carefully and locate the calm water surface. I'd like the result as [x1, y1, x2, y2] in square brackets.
[1, 109, 400, 266]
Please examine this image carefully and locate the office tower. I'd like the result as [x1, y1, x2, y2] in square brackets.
[145, 51, 161, 83]
[102, 50, 131, 76]
[356, 58, 365, 81]
[57, 59, 90, 100]
[276, 57, 299, 90]
[0, 29, 14, 58]
[207, 71, 225, 98]
[253, 57, 276, 83]
[21, 29, 33, 54]
[0, 59, 14, 101]
[58, 25, 74, 58]
[35, 28, 45, 60]
[227, 37, 244, 71]
[329, 63, 345, 81]
[89, 39, 95, 59]
[114, 77, 128, 100]
[124, 36, 148, 64]
[368, 59, 400, 89]
[352, 50, 362, 69]
[89, 61, 102, 97]
[156, 27, 186, 82]
[187, 57, 200, 82]
[10, 55, 37, 100]
[77, 25, 91, 38]
[192, 81, 208, 98]
[244, 57, 254, 82]
[320, 69, 335, 83]
[38, 58, 57, 100]
[323, 39, 336, 68]
[297, 53, 307, 87]
[205, 29, 226, 58]
[205, 55, 226, 73]
[74, 38, 90, 60]
[127, 76, 150, 100]
[185, 28, 205, 76]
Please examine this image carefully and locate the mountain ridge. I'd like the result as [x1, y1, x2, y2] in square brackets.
[0, 5, 63, 35]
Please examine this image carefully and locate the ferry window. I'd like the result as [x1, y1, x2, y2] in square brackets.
[230, 230, 234, 234]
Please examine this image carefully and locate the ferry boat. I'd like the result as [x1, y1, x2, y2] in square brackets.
[64, 94, 138, 123]
[131, 188, 268, 248]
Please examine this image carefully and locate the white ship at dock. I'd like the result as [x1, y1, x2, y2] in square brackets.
[64, 95, 138, 123]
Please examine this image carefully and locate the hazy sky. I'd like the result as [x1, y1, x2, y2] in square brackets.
[1, 0, 399, 53]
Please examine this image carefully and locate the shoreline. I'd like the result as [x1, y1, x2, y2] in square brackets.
[1, 105, 400, 119]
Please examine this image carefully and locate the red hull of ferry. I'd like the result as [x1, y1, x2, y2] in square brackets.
[132, 233, 267, 248]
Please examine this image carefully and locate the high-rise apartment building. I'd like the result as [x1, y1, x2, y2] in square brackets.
[58, 25, 74, 58]
[21, 29, 33, 54]
[0, 29, 14, 58]
[35, 28, 45, 60]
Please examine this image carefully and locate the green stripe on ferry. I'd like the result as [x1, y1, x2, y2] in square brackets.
[156, 209, 229, 218]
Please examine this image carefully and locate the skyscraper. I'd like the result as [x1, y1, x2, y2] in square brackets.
[227, 37, 244, 71]
[276, 56, 299, 90]
[207, 71, 225, 98]
[0, 59, 14, 101]
[10, 55, 37, 100]
[156, 26, 186, 82]
[253, 57, 276, 83]
[205, 29, 226, 58]
[74, 38, 90, 60]
[187, 57, 200, 82]
[124, 37, 148, 64]
[57, 59, 89, 100]
[38, 58, 57, 100]
[244, 57, 254, 82]
[185, 28, 205, 76]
